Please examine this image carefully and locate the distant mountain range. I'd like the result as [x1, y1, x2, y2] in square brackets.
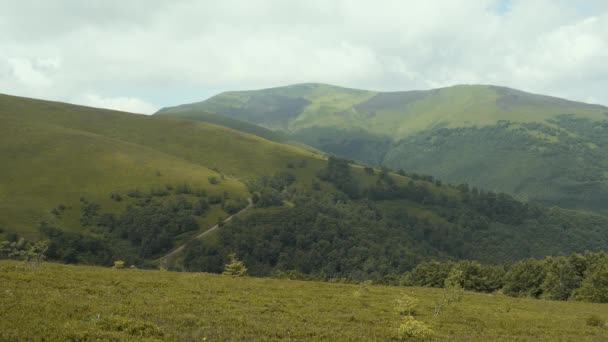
[157, 83, 608, 213]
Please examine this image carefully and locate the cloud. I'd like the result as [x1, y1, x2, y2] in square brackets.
[7, 58, 54, 87]
[0, 0, 606, 110]
[76, 94, 158, 114]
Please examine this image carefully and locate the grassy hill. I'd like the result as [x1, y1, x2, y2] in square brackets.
[2, 92, 608, 277]
[1, 260, 607, 341]
[157, 83, 608, 212]
[0, 93, 326, 241]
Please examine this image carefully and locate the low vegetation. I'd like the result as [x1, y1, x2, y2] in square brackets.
[1, 260, 607, 341]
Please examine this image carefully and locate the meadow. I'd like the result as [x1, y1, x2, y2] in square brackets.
[1, 260, 607, 341]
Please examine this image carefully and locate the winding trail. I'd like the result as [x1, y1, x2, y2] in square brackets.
[159, 198, 253, 267]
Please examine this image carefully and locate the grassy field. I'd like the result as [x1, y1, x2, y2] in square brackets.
[1, 260, 607, 341]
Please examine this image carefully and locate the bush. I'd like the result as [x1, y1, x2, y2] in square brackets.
[175, 183, 193, 195]
[586, 314, 605, 327]
[208, 195, 222, 204]
[208, 176, 220, 185]
[126, 190, 144, 198]
[222, 199, 246, 214]
[98, 315, 164, 338]
[113, 260, 125, 269]
[223, 253, 248, 277]
[395, 294, 419, 316]
[397, 316, 434, 341]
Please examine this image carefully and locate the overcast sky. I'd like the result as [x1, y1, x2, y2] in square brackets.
[0, 0, 606, 114]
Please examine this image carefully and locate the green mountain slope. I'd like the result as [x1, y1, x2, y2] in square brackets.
[0, 93, 326, 240]
[157, 83, 608, 212]
[3, 92, 608, 275]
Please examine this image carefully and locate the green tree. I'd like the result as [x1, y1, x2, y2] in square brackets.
[574, 262, 608, 303]
[223, 253, 248, 277]
[503, 259, 545, 298]
[541, 256, 583, 300]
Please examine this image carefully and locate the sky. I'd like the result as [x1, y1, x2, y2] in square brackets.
[0, 0, 606, 114]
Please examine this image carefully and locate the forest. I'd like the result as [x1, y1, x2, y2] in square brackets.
[181, 157, 608, 304]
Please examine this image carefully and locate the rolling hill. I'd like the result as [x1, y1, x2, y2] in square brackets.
[157, 83, 608, 213]
[2, 92, 608, 275]
[0, 93, 326, 241]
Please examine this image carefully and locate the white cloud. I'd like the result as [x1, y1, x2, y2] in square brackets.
[7, 58, 54, 87]
[77, 94, 157, 114]
[0, 0, 606, 110]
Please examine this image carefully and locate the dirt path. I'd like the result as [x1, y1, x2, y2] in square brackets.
[159, 198, 253, 266]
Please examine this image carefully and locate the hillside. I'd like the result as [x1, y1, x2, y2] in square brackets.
[0, 93, 325, 245]
[2, 92, 608, 275]
[157, 83, 608, 212]
[2, 261, 607, 341]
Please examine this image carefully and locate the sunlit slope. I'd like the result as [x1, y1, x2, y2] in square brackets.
[0, 94, 325, 236]
[156, 83, 606, 136]
[157, 84, 608, 212]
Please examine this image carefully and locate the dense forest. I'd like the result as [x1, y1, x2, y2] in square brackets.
[183, 157, 608, 285]
[401, 251, 608, 303]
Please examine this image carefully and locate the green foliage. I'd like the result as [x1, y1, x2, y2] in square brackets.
[222, 199, 248, 214]
[403, 252, 608, 304]
[575, 262, 608, 303]
[317, 156, 359, 198]
[503, 259, 546, 298]
[113, 260, 125, 269]
[395, 294, 419, 316]
[223, 253, 248, 277]
[397, 316, 434, 341]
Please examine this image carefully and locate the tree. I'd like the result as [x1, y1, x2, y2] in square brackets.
[574, 262, 608, 303]
[223, 253, 248, 277]
[503, 259, 545, 298]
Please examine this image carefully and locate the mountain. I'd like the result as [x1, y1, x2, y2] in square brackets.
[3, 92, 608, 274]
[157, 83, 608, 213]
[0, 93, 325, 242]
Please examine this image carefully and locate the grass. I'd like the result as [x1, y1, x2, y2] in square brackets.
[0, 93, 328, 237]
[1, 260, 607, 341]
[157, 83, 607, 140]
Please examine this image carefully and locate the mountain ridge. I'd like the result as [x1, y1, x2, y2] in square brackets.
[156, 83, 608, 213]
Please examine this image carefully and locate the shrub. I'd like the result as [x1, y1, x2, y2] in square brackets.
[175, 183, 193, 194]
[208, 195, 222, 204]
[98, 315, 164, 338]
[193, 198, 210, 216]
[150, 187, 170, 196]
[223, 253, 248, 277]
[126, 190, 143, 198]
[397, 316, 434, 341]
[208, 176, 220, 185]
[586, 314, 605, 327]
[395, 294, 419, 316]
[113, 260, 125, 269]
